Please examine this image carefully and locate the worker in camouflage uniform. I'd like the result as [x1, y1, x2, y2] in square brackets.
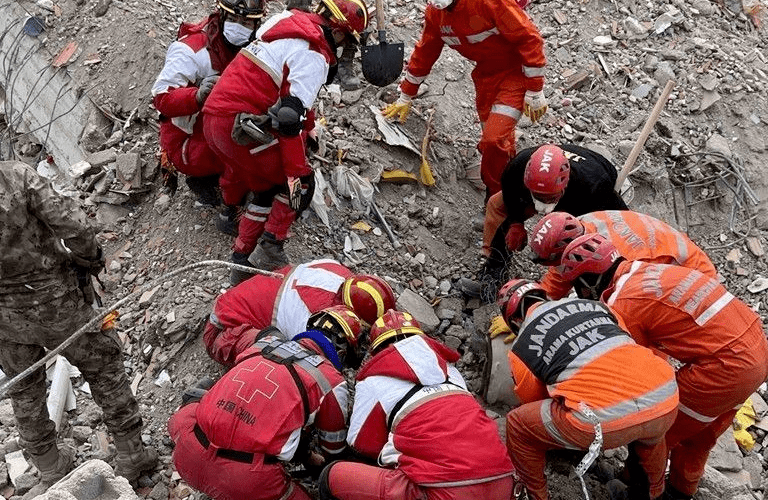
[0, 161, 157, 486]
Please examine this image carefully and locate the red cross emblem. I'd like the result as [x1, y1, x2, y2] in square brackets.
[231, 362, 279, 403]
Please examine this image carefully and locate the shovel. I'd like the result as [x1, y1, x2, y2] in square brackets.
[361, 0, 404, 87]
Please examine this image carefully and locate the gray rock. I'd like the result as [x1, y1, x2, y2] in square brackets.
[443, 335, 462, 351]
[71, 425, 93, 443]
[708, 429, 743, 472]
[472, 304, 497, 338]
[445, 324, 470, 341]
[153, 194, 171, 214]
[0, 400, 15, 426]
[36, 459, 138, 500]
[742, 454, 763, 489]
[699, 465, 746, 497]
[654, 62, 676, 87]
[705, 133, 732, 157]
[115, 153, 142, 186]
[148, 481, 169, 500]
[85, 148, 117, 168]
[0, 461, 9, 490]
[396, 289, 440, 334]
[13, 472, 39, 496]
[631, 83, 654, 99]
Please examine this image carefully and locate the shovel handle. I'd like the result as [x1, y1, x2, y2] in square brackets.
[374, 0, 386, 31]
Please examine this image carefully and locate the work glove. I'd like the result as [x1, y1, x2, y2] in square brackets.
[505, 223, 528, 252]
[381, 92, 412, 123]
[489, 315, 516, 343]
[286, 175, 313, 212]
[523, 90, 548, 123]
[231, 113, 274, 146]
[196, 75, 219, 106]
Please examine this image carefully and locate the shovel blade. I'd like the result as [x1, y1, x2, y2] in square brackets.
[361, 41, 405, 87]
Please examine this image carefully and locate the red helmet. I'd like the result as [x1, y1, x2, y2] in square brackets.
[307, 305, 364, 368]
[529, 212, 585, 265]
[523, 145, 570, 201]
[369, 310, 423, 352]
[317, 0, 369, 39]
[559, 233, 621, 282]
[341, 274, 396, 326]
[497, 279, 547, 330]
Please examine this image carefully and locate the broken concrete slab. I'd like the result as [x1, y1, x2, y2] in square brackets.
[115, 152, 142, 187]
[86, 148, 118, 168]
[37, 459, 138, 500]
[396, 289, 440, 334]
[708, 429, 743, 472]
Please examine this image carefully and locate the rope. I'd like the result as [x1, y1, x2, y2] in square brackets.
[0, 260, 283, 399]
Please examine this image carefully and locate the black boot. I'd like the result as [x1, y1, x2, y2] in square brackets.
[216, 205, 239, 236]
[659, 485, 693, 500]
[230, 251, 256, 286]
[248, 233, 289, 271]
[185, 175, 220, 207]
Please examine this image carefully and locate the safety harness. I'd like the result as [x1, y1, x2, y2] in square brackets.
[386, 377, 464, 431]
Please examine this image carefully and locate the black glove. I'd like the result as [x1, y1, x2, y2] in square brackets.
[196, 75, 220, 106]
[286, 173, 315, 212]
[268, 96, 306, 136]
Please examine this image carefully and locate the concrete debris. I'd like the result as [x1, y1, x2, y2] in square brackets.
[37, 460, 138, 500]
[4, 451, 29, 487]
[396, 289, 440, 334]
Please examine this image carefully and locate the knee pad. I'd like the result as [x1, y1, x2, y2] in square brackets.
[317, 461, 342, 500]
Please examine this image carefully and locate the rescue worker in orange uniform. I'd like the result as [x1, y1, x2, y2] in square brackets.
[380, 0, 547, 197]
[559, 233, 768, 500]
[528, 210, 717, 299]
[498, 279, 679, 500]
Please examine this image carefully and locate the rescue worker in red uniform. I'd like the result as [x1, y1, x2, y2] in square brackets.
[202, 0, 369, 281]
[381, 0, 547, 197]
[477, 144, 628, 301]
[319, 310, 517, 500]
[558, 234, 768, 500]
[529, 210, 717, 299]
[168, 322, 358, 500]
[497, 280, 679, 500]
[203, 259, 396, 366]
[152, 0, 262, 211]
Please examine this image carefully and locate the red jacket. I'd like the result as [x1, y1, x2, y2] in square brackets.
[203, 10, 334, 178]
[203, 259, 352, 366]
[191, 336, 349, 458]
[152, 13, 238, 159]
[540, 211, 717, 299]
[348, 335, 514, 485]
[400, 0, 545, 97]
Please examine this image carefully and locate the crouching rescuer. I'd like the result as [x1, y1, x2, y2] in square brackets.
[497, 279, 679, 500]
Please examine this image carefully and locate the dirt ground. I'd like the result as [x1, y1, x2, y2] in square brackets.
[2, 0, 768, 496]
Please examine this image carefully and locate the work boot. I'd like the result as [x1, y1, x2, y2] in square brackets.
[659, 485, 693, 500]
[186, 175, 221, 207]
[216, 205, 239, 236]
[181, 376, 216, 406]
[113, 431, 158, 482]
[248, 233, 288, 271]
[30, 443, 75, 484]
[230, 251, 256, 286]
[337, 59, 361, 90]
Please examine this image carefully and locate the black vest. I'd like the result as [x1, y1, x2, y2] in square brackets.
[512, 299, 628, 385]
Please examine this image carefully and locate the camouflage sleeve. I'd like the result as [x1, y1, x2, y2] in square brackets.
[23, 164, 99, 260]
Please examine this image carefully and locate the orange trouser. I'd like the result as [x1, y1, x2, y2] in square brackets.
[664, 332, 768, 496]
[475, 71, 527, 196]
[327, 461, 514, 500]
[506, 399, 677, 500]
[482, 192, 508, 258]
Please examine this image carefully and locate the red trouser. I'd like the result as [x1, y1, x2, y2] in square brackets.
[204, 113, 297, 253]
[474, 70, 527, 196]
[506, 399, 677, 500]
[168, 403, 311, 500]
[327, 461, 513, 500]
[160, 117, 225, 178]
[664, 331, 768, 495]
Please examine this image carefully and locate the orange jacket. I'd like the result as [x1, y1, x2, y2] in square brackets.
[509, 299, 678, 433]
[400, 0, 545, 98]
[540, 211, 717, 299]
[603, 260, 764, 364]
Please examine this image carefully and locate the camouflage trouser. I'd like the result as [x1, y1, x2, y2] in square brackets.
[0, 287, 141, 456]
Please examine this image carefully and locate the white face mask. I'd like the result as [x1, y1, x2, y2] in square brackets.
[428, 0, 453, 8]
[533, 199, 558, 214]
[223, 21, 253, 47]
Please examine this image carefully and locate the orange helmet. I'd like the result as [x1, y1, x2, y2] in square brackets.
[307, 305, 364, 368]
[369, 310, 423, 352]
[341, 274, 396, 325]
[497, 279, 547, 331]
[524, 145, 570, 202]
[317, 0, 369, 40]
[529, 212, 585, 265]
